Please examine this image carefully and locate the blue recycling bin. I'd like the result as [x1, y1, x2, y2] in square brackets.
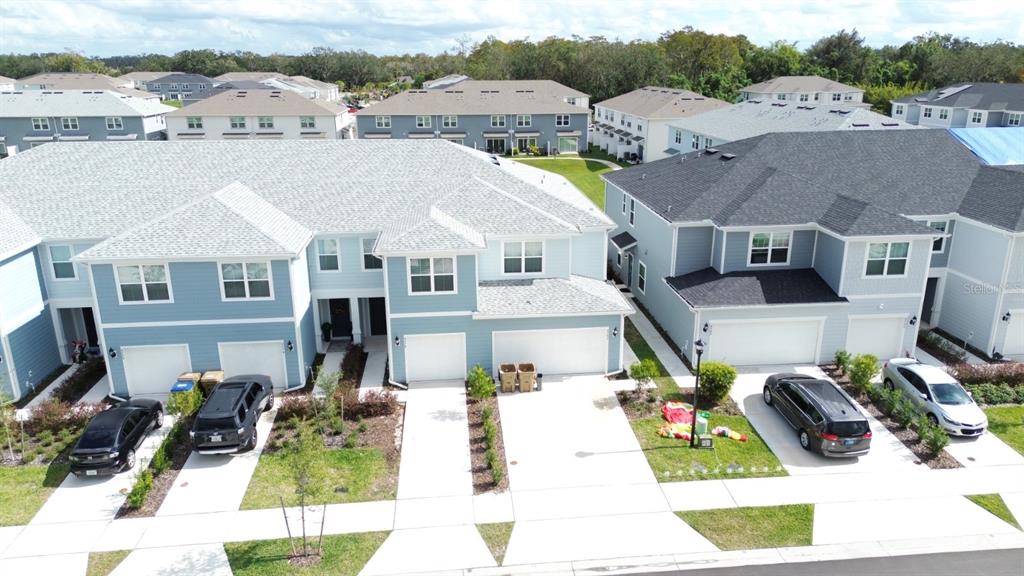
[170, 377, 195, 393]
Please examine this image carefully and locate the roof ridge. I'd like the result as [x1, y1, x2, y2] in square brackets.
[428, 205, 485, 247]
[471, 174, 577, 232]
[213, 182, 311, 255]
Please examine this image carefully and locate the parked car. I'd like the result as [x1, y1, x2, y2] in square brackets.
[190, 375, 274, 454]
[70, 399, 164, 476]
[881, 358, 987, 436]
[763, 373, 872, 457]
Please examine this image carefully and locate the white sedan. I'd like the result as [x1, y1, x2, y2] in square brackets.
[881, 358, 987, 437]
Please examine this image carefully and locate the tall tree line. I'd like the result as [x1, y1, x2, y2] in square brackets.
[1, 28, 1021, 108]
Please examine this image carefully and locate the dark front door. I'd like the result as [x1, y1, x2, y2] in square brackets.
[627, 253, 635, 288]
[368, 298, 387, 336]
[329, 299, 353, 339]
[922, 277, 939, 324]
[82, 307, 99, 347]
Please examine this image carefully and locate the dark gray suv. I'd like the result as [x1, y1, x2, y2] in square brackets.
[763, 373, 872, 457]
[190, 375, 274, 454]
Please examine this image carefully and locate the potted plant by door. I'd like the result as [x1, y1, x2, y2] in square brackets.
[321, 322, 333, 342]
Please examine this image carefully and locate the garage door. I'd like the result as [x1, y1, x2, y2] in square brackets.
[124, 344, 191, 397]
[707, 319, 821, 366]
[493, 327, 608, 375]
[1003, 311, 1024, 355]
[218, 341, 288, 388]
[847, 316, 905, 361]
[405, 333, 466, 382]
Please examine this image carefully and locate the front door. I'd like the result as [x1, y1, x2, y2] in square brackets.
[626, 253, 635, 289]
[486, 138, 506, 154]
[329, 299, 353, 339]
[369, 298, 387, 336]
[82, 307, 98, 347]
[922, 277, 939, 324]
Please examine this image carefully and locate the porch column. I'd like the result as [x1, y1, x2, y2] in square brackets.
[312, 299, 325, 354]
[49, 303, 69, 364]
[350, 297, 363, 345]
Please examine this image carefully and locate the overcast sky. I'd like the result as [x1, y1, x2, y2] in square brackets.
[1, 0, 1021, 57]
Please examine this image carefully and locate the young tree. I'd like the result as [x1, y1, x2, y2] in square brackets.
[288, 420, 329, 556]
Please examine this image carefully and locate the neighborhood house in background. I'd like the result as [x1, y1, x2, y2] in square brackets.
[738, 75, 868, 107]
[890, 82, 1024, 128]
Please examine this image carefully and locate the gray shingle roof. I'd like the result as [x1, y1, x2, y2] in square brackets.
[610, 232, 637, 250]
[0, 90, 176, 118]
[15, 73, 155, 99]
[0, 199, 39, 261]
[167, 89, 345, 116]
[958, 166, 1024, 232]
[476, 275, 632, 317]
[894, 82, 1024, 111]
[594, 87, 730, 120]
[148, 73, 217, 85]
[356, 80, 587, 116]
[605, 130, 1024, 233]
[666, 268, 848, 308]
[742, 76, 862, 94]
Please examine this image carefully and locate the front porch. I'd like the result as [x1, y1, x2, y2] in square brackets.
[313, 296, 387, 352]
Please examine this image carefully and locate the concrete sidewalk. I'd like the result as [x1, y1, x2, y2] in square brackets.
[359, 336, 388, 399]
[627, 303, 693, 386]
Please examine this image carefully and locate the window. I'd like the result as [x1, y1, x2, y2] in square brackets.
[776, 94, 786, 101]
[704, 137, 713, 148]
[362, 237, 382, 270]
[221, 262, 272, 299]
[375, 116, 391, 128]
[415, 115, 431, 128]
[408, 257, 455, 293]
[814, 93, 820, 101]
[565, 96, 577, 105]
[116, 264, 171, 303]
[691, 134, 700, 150]
[616, 252, 622, 267]
[105, 116, 123, 130]
[970, 111, 983, 124]
[503, 241, 543, 274]
[490, 115, 506, 127]
[181, 83, 190, 90]
[186, 116, 202, 129]
[61, 117, 79, 131]
[442, 115, 457, 128]
[799, 93, 808, 102]
[258, 116, 274, 129]
[555, 114, 570, 127]
[621, 193, 628, 214]
[843, 94, 853, 101]
[230, 116, 247, 129]
[749, 231, 791, 265]
[929, 221, 948, 253]
[865, 242, 910, 276]
[515, 114, 531, 127]
[516, 136, 537, 152]
[832, 93, 842, 102]
[300, 116, 316, 129]
[629, 198, 636, 226]
[48, 245, 76, 279]
[923, 107, 933, 119]
[32, 117, 49, 130]
[637, 261, 647, 293]
[893, 104, 905, 115]
[170, 83, 179, 90]
[938, 108, 949, 120]
[674, 129, 682, 144]
[317, 238, 339, 271]
[1008, 112, 1022, 127]
[609, 112, 615, 122]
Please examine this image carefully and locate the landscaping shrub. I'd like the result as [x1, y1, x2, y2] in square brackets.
[277, 395, 315, 421]
[482, 419, 497, 450]
[467, 365, 496, 400]
[167, 386, 203, 417]
[485, 447, 499, 471]
[629, 359, 659, 394]
[966, 383, 1021, 405]
[920, 331, 968, 365]
[916, 414, 950, 455]
[834, 350, 851, 376]
[697, 361, 737, 404]
[342, 389, 397, 420]
[848, 354, 879, 395]
[27, 398, 72, 435]
[126, 470, 153, 510]
[890, 391, 917, 429]
[52, 357, 107, 403]
[481, 405, 493, 421]
[950, 363, 1024, 387]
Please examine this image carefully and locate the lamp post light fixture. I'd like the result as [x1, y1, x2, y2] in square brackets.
[690, 339, 705, 449]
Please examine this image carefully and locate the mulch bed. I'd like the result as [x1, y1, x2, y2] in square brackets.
[617, 389, 742, 421]
[467, 395, 509, 494]
[116, 415, 196, 518]
[821, 365, 961, 470]
[917, 332, 968, 366]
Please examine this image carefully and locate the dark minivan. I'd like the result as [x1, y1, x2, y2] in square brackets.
[70, 398, 164, 476]
[763, 373, 872, 457]
[190, 375, 274, 454]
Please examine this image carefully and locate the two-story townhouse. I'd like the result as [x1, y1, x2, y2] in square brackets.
[592, 87, 728, 164]
[739, 76, 867, 107]
[664, 100, 918, 155]
[117, 71, 181, 91]
[17, 72, 158, 100]
[604, 130, 1024, 367]
[212, 72, 339, 102]
[0, 90, 175, 157]
[354, 80, 589, 155]
[166, 90, 353, 141]
[143, 72, 219, 103]
[0, 139, 630, 399]
[891, 83, 1024, 128]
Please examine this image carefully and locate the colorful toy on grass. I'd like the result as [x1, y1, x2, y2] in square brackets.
[657, 422, 693, 441]
[662, 401, 694, 424]
[712, 426, 748, 442]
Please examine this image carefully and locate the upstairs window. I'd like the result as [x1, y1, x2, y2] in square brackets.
[375, 116, 391, 128]
[799, 94, 809, 102]
[938, 108, 949, 120]
[893, 104, 905, 115]
[922, 107, 933, 119]
[116, 264, 171, 303]
[300, 116, 316, 129]
[61, 117, 79, 130]
[415, 115, 431, 128]
[929, 221, 948, 253]
[704, 136, 713, 148]
[49, 245, 76, 279]
[503, 241, 543, 274]
[317, 238, 339, 271]
[691, 134, 700, 150]
[221, 262, 272, 299]
[409, 257, 455, 293]
[442, 115, 458, 128]
[865, 242, 909, 276]
[749, 231, 791, 265]
[832, 93, 842, 102]
[516, 114, 531, 127]
[555, 114, 570, 127]
[32, 117, 50, 130]
[629, 198, 636, 226]
[362, 237, 382, 270]
[230, 116, 247, 129]
[674, 129, 682, 144]
[186, 116, 203, 129]
[621, 192, 628, 214]
[1007, 112, 1022, 126]
[777, 94, 786, 101]
[490, 115, 506, 128]
[637, 261, 647, 293]
[105, 116, 123, 130]
[258, 116, 274, 129]
[970, 111, 983, 124]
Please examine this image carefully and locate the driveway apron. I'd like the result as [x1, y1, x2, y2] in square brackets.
[395, 379, 473, 500]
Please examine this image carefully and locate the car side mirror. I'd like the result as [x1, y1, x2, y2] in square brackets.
[919, 392, 928, 400]
[966, 390, 973, 398]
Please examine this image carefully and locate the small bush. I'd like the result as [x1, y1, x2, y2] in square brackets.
[151, 442, 170, 475]
[126, 470, 153, 510]
[491, 461, 505, 484]
[342, 390, 398, 420]
[917, 416, 950, 455]
[485, 447, 499, 471]
[52, 358, 107, 403]
[950, 363, 1024, 387]
[629, 359, 660, 394]
[921, 332, 968, 365]
[697, 361, 737, 404]
[834, 350, 851, 375]
[167, 386, 203, 417]
[357, 421, 368, 433]
[21, 448, 38, 464]
[890, 392, 917, 429]
[848, 354, 879, 395]
[277, 395, 315, 421]
[344, 433, 358, 448]
[481, 406, 493, 421]
[482, 419, 497, 449]
[27, 398, 72, 435]
[967, 383, 1016, 405]
[329, 416, 345, 435]
[59, 428, 75, 443]
[467, 365, 496, 400]
[37, 430, 54, 447]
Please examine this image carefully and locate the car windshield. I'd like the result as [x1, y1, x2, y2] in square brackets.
[195, 417, 236, 431]
[77, 428, 116, 449]
[829, 421, 869, 437]
[930, 383, 972, 405]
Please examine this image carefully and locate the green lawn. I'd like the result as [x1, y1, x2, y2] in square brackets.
[514, 158, 613, 208]
[87, 550, 130, 576]
[581, 146, 631, 168]
[985, 406, 1024, 455]
[240, 448, 395, 510]
[632, 413, 786, 482]
[678, 505, 814, 550]
[967, 494, 1021, 530]
[0, 462, 68, 526]
[623, 317, 682, 400]
[476, 523, 514, 565]
[225, 532, 389, 576]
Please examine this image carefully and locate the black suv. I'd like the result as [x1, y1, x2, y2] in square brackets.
[70, 398, 164, 476]
[763, 373, 872, 458]
[191, 375, 274, 454]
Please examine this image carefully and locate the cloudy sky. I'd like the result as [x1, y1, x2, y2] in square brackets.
[1, 0, 1021, 57]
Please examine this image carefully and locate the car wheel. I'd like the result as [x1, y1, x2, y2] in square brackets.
[927, 413, 939, 426]
[124, 449, 137, 471]
[244, 427, 258, 452]
[266, 394, 275, 410]
[763, 386, 773, 406]
[155, 410, 164, 429]
[798, 430, 811, 450]
[884, 378, 895, 391]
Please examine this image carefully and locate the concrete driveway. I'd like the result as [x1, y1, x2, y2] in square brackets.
[729, 366, 922, 475]
[396, 379, 472, 500]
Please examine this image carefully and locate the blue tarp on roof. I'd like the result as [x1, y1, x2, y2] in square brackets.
[949, 127, 1024, 166]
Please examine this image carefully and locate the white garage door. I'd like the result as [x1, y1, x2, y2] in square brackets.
[124, 344, 191, 397]
[847, 316, 905, 361]
[707, 319, 821, 366]
[493, 327, 608, 375]
[219, 341, 288, 388]
[405, 333, 466, 382]
[1003, 311, 1024, 355]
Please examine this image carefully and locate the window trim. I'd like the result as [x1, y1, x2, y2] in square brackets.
[300, 116, 316, 129]
[230, 116, 247, 129]
[61, 117, 79, 131]
[442, 115, 458, 128]
[555, 114, 570, 127]
[1007, 112, 1022, 127]
[114, 263, 174, 305]
[415, 115, 431, 128]
[406, 256, 458, 295]
[48, 244, 78, 281]
[893, 104, 905, 115]
[31, 117, 50, 131]
[257, 116, 274, 129]
[375, 115, 391, 128]
[938, 108, 949, 120]
[922, 107, 933, 119]
[105, 116, 124, 130]
[621, 192, 628, 214]
[747, 231, 792, 267]
[863, 241, 911, 278]
[500, 240, 545, 276]
[186, 116, 203, 129]
[218, 261, 275, 301]
[616, 251, 622, 267]
[928, 221, 948, 253]
[490, 115, 506, 128]
[316, 237, 341, 272]
[970, 110, 983, 124]
[516, 114, 532, 127]
[629, 198, 636, 226]
[361, 237, 382, 271]
[637, 261, 647, 294]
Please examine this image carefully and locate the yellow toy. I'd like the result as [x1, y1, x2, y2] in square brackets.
[658, 422, 693, 441]
[712, 426, 748, 442]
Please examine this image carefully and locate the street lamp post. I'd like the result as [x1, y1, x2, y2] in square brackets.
[690, 339, 705, 448]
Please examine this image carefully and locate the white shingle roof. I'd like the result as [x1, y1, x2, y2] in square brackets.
[0, 90, 176, 118]
[742, 76, 862, 94]
[0, 199, 39, 261]
[476, 275, 633, 317]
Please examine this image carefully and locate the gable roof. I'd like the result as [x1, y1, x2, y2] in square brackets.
[166, 89, 345, 116]
[214, 72, 289, 82]
[0, 199, 39, 262]
[669, 100, 919, 142]
[357, 80, 587, 116]
[0, 75, 16, 84]
[605, 130, 1024, 234]
[594, 87, 730, 119]
[16, 72, 155, 99]
[742, 76, 862, 94]
[118, 71, 181, 83]
[893, 82, 1024, 111]
[0, 90, 177, 118]
[148, 73, 218, 85]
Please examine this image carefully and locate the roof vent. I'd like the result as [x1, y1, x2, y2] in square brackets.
[851, 122, 869, 127]
[705, 148, 719, 155]
[882, 122, 899, 127]
[640, 173, 646, 180]
[720, 153, 736, 161]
